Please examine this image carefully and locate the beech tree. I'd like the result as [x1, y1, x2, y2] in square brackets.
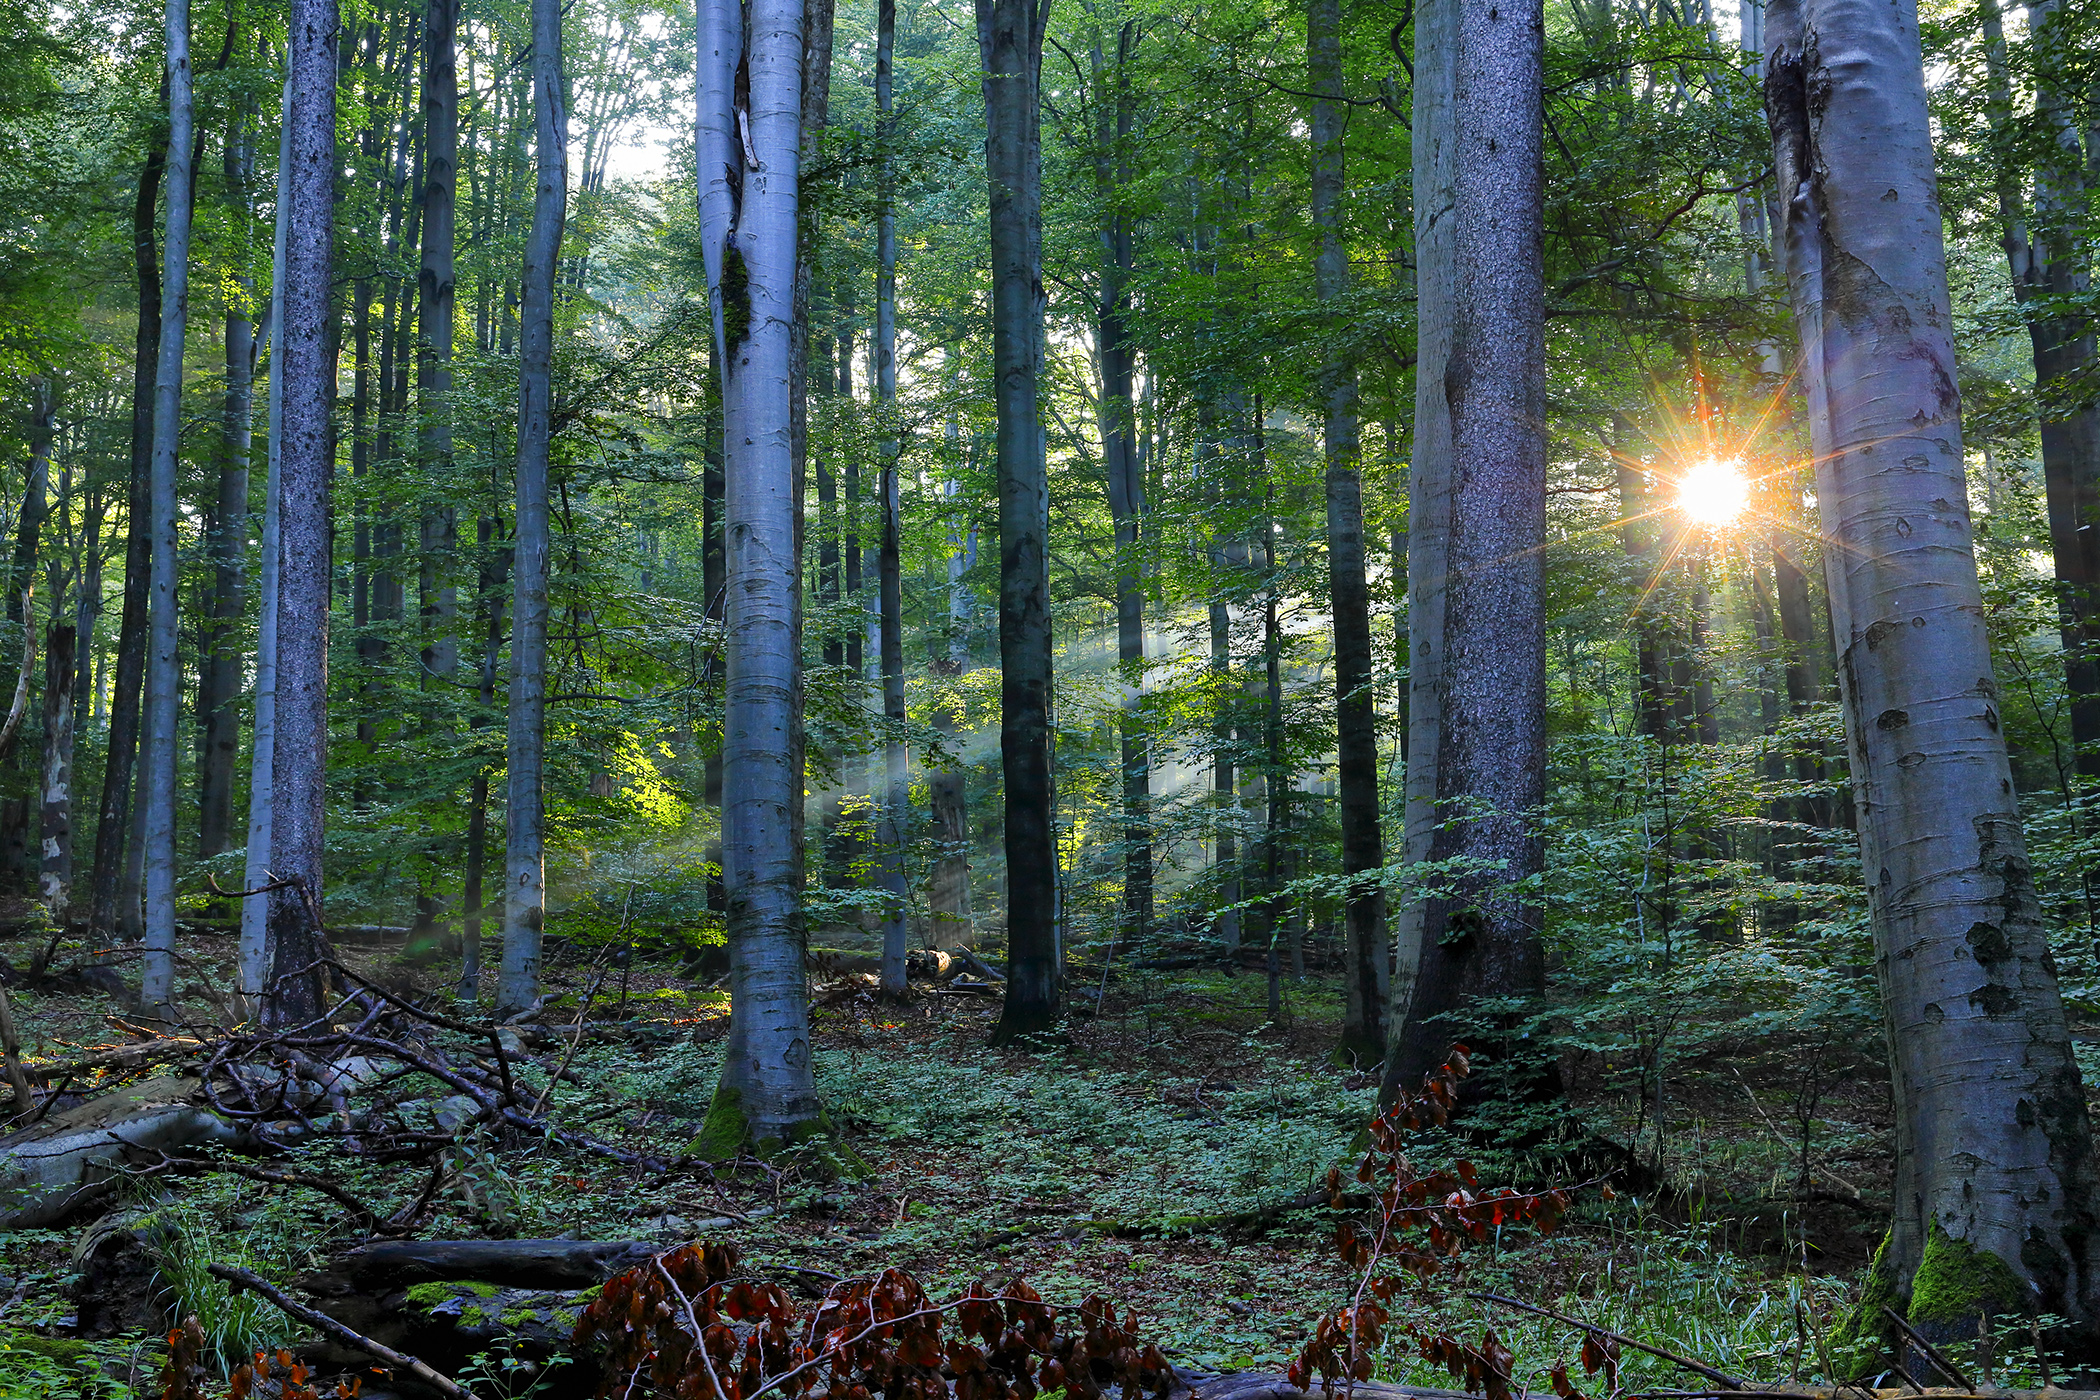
[1764, 0, 2100, 1345]
[1094, 20, 1149, 955]
[874, 0, 908, 997]
[698, 0, 824, 1148]
[981, 0, 1058, 1047]
[1308, 0, 1385, 1062]
[239, 90, 291, 1005]
[138, 0, 193, 1014]
[496, 0, 567, 1018]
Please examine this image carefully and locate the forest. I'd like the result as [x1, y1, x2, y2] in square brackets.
[0, 0, 2096, 1388]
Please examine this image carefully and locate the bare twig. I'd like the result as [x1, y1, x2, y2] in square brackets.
[1880, 1307, 1975, 1392]
[1468, 1292, 1746, 1390]
[653, 1256, 732, 1400]
[534, 960, 610, 1115]
[147, 1153, 410, 1237]
[206, 1263, 469, 1399]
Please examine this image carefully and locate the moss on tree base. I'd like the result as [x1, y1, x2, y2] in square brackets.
[1832, 1225, 2029, 1367]
[1909, 1222, 2026, 1329]
[685, 1083, 868, 1180]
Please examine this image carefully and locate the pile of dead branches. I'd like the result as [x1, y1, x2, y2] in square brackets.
[0, 950, 671, 1233]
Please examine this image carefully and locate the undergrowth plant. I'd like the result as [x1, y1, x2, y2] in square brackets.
[152, 1207, 303, 1375]
[573, 1240, 1173, 1400]
[1289, 1047, 1592, 1400]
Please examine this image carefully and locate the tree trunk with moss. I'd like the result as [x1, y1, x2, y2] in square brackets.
[695, 0, 830, 1155]
[1765, 0, 2100, 1354]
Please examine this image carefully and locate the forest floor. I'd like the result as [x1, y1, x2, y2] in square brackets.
[0, 922, 1944, 1399]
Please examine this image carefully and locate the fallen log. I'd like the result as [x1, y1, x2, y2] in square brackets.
[0, 1074, 257, 1227]
[337, 1238, 662, 1290]
[24, 1036, 205, 1084]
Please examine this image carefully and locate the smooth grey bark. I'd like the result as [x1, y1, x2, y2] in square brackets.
[496, 0, 566, 1018]
[701, 0, 822, 1141]
[928, 468, 974, 948]
[875, 0, 909, 996]
[40, 621, 74, 917]
[1094, 23, 1148, 952]
[1764, 0, 2100, 1342]
[1388, 0, 1548, 1089]
[140, 0, 195, 1015]
[264, 0, 340, 1028]
[1258, 512, 1286, 1016]
[979, 0, 1059, 1045]
[1206, 396, 1242, 952]
[1308, 0, 1387, 1060]
[240, 85, 292, 1002]
[702, 441, 725, 916]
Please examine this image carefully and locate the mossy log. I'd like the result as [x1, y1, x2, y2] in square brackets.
[334, 1239, 660, 1290]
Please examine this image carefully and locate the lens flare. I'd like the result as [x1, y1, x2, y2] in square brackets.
[1676, 457, 1750, 526]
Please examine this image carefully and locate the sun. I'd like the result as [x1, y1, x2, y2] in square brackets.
[1675, 457, 1750, 527]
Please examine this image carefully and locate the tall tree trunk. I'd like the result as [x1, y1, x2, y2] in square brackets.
[929, 462, 974, 948]
[699, 0, 823, 1144]
[838, 314, 865, 890]
[419, 0, 460, 690]
[980, 0, 1058, 1045]
[37, 594, 73, 895]
[350, 272, 374, 755]
[140, 0, 196, 1013]
[1260, 512, 1285, 1015]
[496, 0, 565, 1018]
[1613, 422, 1671, 738]
[459, 521, 508, 1001]
[1976, 0, 2100, 778]
[1765, 0, 2100, 1347]
[1207, 397, 1241, 953]
[264, 0, 341, 1028]
[1095, 23, 1149, 954]
[1309, 0, 1385, 1058]
[874, 0, 909, 995]
[816, 326, 848, 894]
[788, 0, 835, 957]
[68, 488, 103, 906]
[199, 106, 257, 862]
[10, 385, 54, 901]
[240, 83, 292, 1002]
[40, 616, 74, 918]
[1388, 0, 1547, 1088]
[92, 125, 167, 939]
